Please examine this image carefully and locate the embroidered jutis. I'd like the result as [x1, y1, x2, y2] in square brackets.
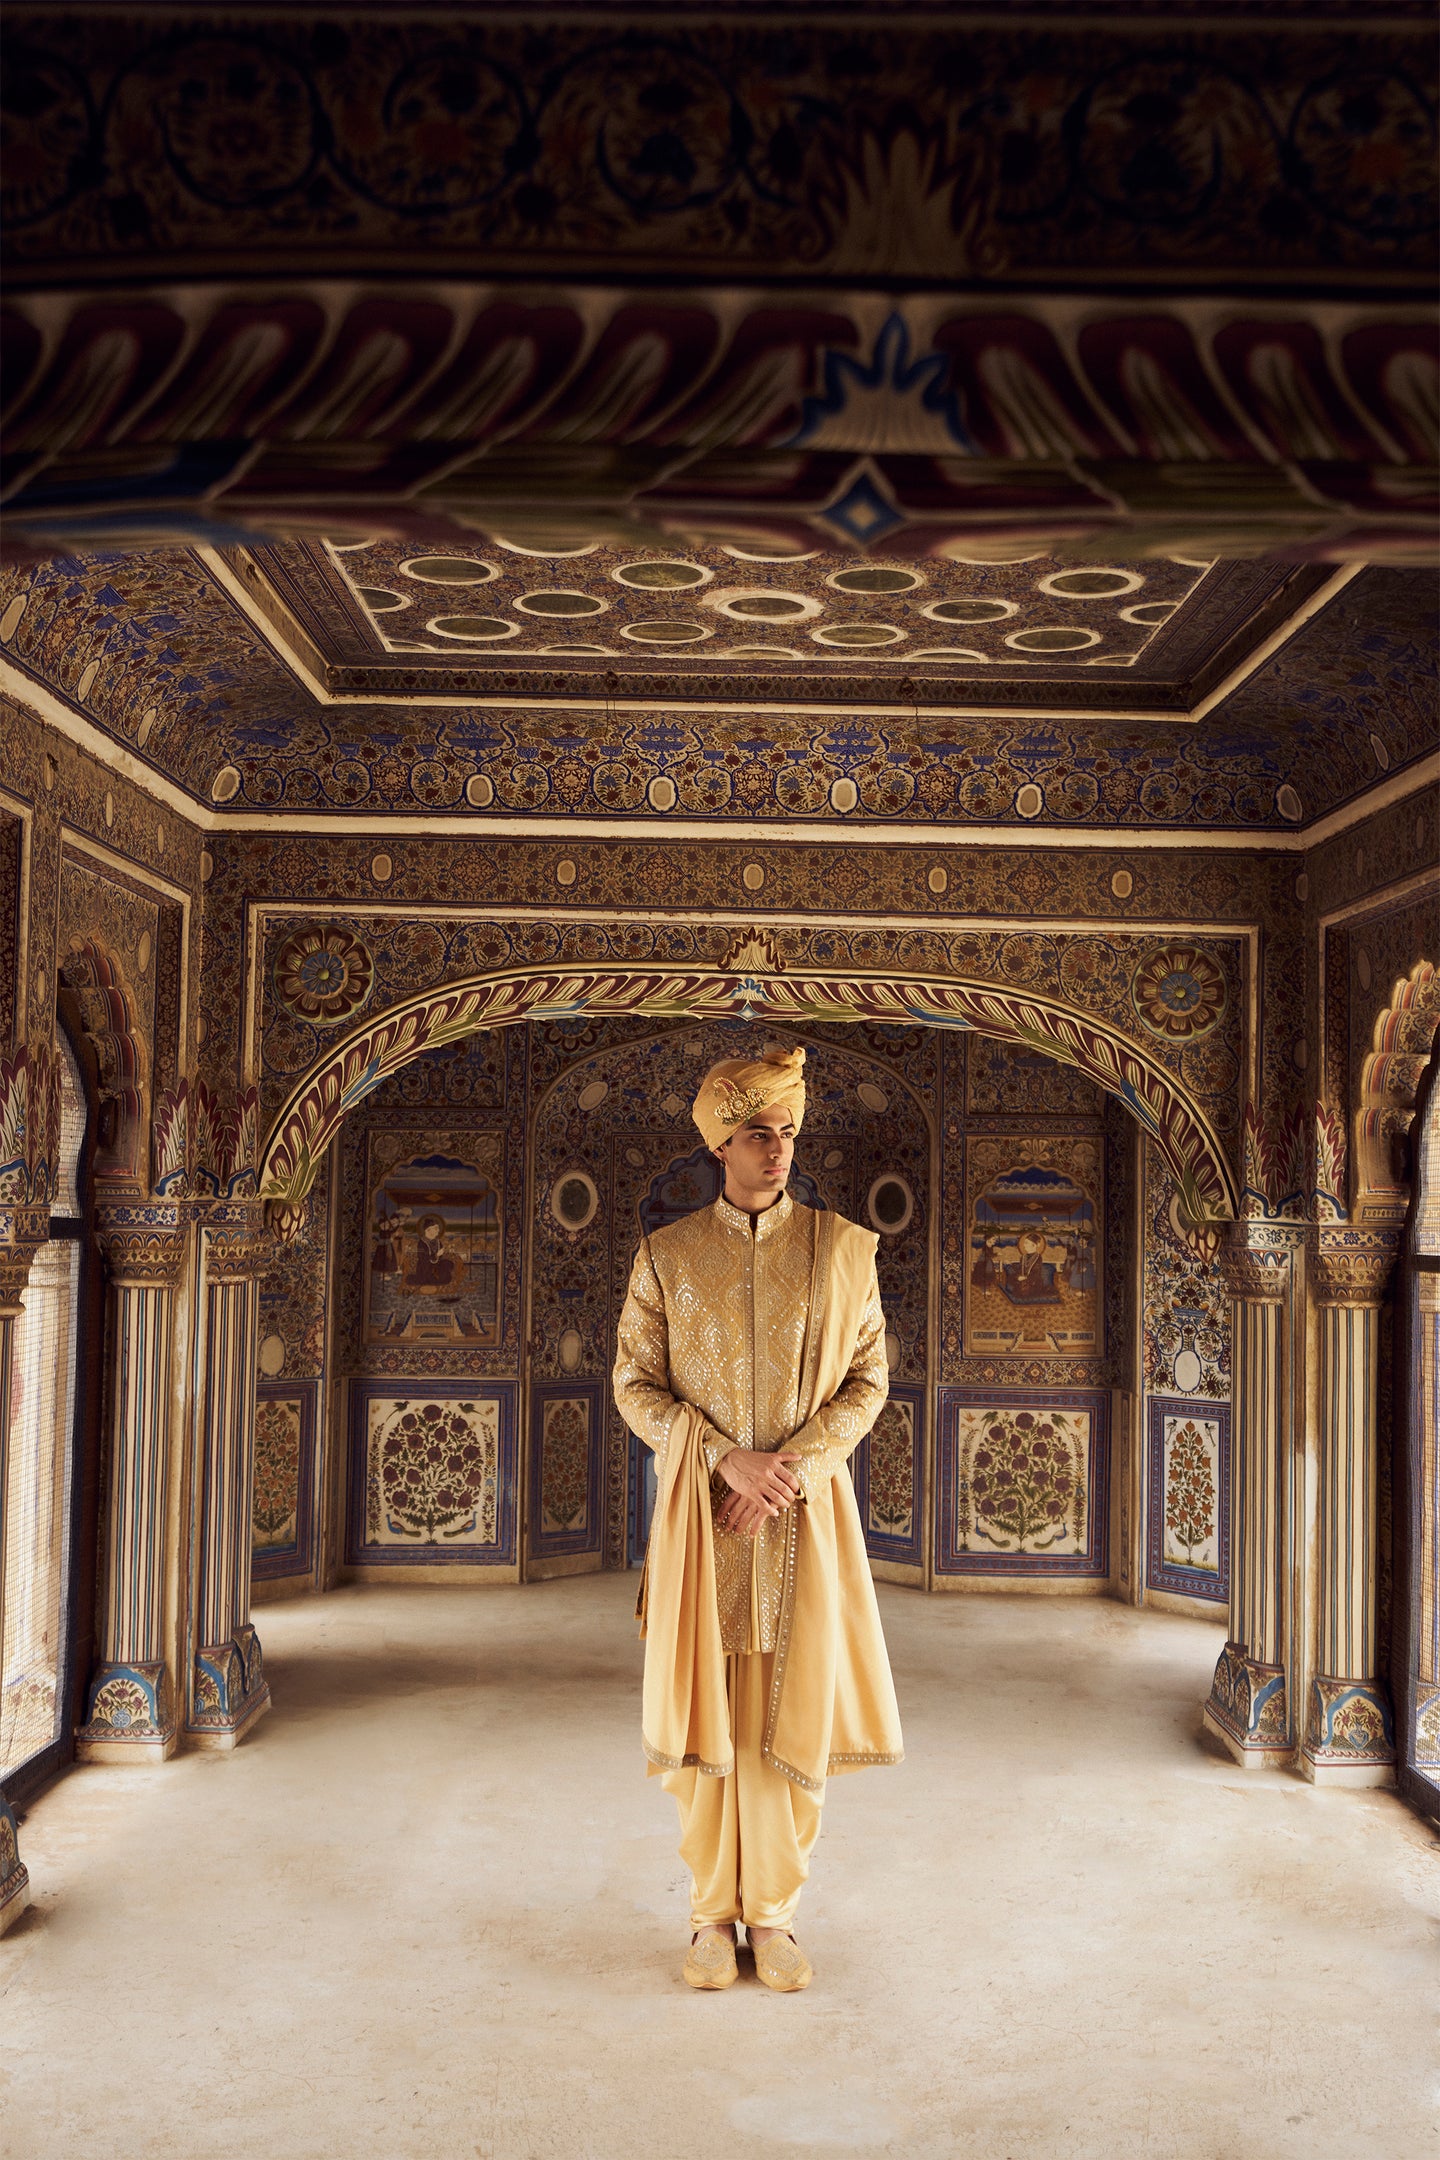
[614, 1192, 904, 1931]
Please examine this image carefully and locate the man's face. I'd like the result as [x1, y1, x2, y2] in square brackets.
[716, 1101, 796, 1205]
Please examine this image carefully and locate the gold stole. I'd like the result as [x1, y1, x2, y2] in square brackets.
[639, 1208, 904, 1793]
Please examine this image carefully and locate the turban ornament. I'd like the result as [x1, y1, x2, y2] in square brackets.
[692, 1044, 807, 1152]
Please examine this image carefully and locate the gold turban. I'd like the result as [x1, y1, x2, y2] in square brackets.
[692, 1044, 807, 1151]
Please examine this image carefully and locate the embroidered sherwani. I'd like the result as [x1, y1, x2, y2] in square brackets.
[615, 1192, 888, 1650]
[614, 1191, 896, 1932]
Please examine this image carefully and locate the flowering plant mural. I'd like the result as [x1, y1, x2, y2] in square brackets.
[252, 1397, 302, 1549]
[864, 1399, 915, 1542]
[956, 1405, 1089, 1555]
[540, 1398, 590, 1534]
[367, 1397, 499, 1544]
[1162, 1415, 1220, 1572]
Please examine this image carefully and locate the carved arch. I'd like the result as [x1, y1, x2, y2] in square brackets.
[257, 964, 1239, 1224]
[1354, 958, 1440, 1221]
[56, 939, 148, 1188]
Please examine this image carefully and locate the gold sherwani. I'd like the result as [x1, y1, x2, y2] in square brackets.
[614, 1192, 904, 1806]
[614, 1191, 888, 1652]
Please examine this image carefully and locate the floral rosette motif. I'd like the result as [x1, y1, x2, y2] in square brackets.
[273, 925, 374, 1025]
[968, 1409, 1081, 1551]
[1131, 944, 1226, 1040]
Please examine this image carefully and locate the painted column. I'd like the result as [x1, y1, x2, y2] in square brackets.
[1413, 1271, 1440, 1777]
[187, 1213, 271, 1749]
[0, 1220, 43, 1936]
[77, 1221, 188, 1765]
[1302, 1230, 1400, 1785]
[1204, 1230, 1297, 1767]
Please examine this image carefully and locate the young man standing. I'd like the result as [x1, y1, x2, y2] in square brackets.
[613, 1042, 903, 1993]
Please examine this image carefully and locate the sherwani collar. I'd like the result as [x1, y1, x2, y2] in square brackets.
[713, 1190, 794, 1242]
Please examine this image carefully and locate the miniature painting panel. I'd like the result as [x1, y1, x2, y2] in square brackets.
[363, 1129, 502, 1346]
[965, 1137, 1102, 1357]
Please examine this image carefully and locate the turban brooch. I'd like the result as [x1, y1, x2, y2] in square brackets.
[692, 1043, 807, 1151]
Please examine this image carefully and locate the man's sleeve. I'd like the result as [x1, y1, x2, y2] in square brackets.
[612, 1237, 736, 1479]
[787, 1264, 889, 1502]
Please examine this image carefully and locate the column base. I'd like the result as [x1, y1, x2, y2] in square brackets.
[1413, 1683, 1440, 1771]
[1203, 1642, 1291, 1768]
[75, 1662, 178, 1765]
[187, 1624, 271, 1750]
[0, 1795, 30, 1937]
[1301, 1678, 1395, 1786]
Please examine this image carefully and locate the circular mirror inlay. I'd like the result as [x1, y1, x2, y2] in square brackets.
[1005, 626, 1102, 653]
[914, 647, 987, 663]
[402, 557, 496, 585]
[923, 598, 1015, 624]
[622, 621, 709, 644]
[515, 591, 605, 617]
[813, 623, 904, 648]
[721, 594, 809, 620]
[357, 587, 407, 612]
[428, 616, 518, 641]
[578, 1079, 609, 1111]
[722, 543, 819, 562]
[466, 773, 494, 806]
[867, 1174, 914, 1236]
[615, 561, 708, 590]
[551, 1170, 599, 1232]
[559, 1329, 584, 1373]
[259, 1334, 286, 1377]
[493, 536, 599, 557]
[829, 566, 921, 594]
[856, 1081, 889, 1112]
[1038, 568, 1144, 599]
[1120, 601, 1177, 626]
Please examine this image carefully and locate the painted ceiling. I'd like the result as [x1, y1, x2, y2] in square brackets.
[1, 549, 1432, 832]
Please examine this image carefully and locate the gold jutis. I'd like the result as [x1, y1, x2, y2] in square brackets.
[613, 1192, 889, 1653]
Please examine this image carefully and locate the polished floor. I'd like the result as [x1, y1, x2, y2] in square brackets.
[3, 1578, 1435, 2160]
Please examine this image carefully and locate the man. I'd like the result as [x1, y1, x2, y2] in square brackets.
[614, 1042, 903, 1994]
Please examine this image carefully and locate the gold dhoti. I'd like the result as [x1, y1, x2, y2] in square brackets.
[663, 1652, 823, 1931]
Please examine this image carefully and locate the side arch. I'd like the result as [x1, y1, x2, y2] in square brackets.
[1354, 958, 1440, 1221]
[257, 964, 1240, 1225]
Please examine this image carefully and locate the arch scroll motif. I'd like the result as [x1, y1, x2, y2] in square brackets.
[258, 964, 1239, 1225]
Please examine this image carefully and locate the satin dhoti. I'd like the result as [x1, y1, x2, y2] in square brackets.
[662, 1651, 823, 1931]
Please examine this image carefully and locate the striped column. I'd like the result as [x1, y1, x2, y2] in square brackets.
[1303, 1233, 1398, 1786]
[0, 1229, 42, 1935]
[1203, 1230, 1296, 1767]
[187, 1220, 271, 1749]
[77, 1224, 187, 1765]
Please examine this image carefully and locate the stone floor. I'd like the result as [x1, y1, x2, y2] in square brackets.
[3, 1578, 1436, 2160]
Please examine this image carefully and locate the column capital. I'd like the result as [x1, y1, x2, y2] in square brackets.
[96, 1206, 188, 1289]
[1311, 1226, 1400, 1307]
[0, 1204, 51, 1316]
[1218, 1224, 1302, 1303]
[202, 1200, 271, 1283]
